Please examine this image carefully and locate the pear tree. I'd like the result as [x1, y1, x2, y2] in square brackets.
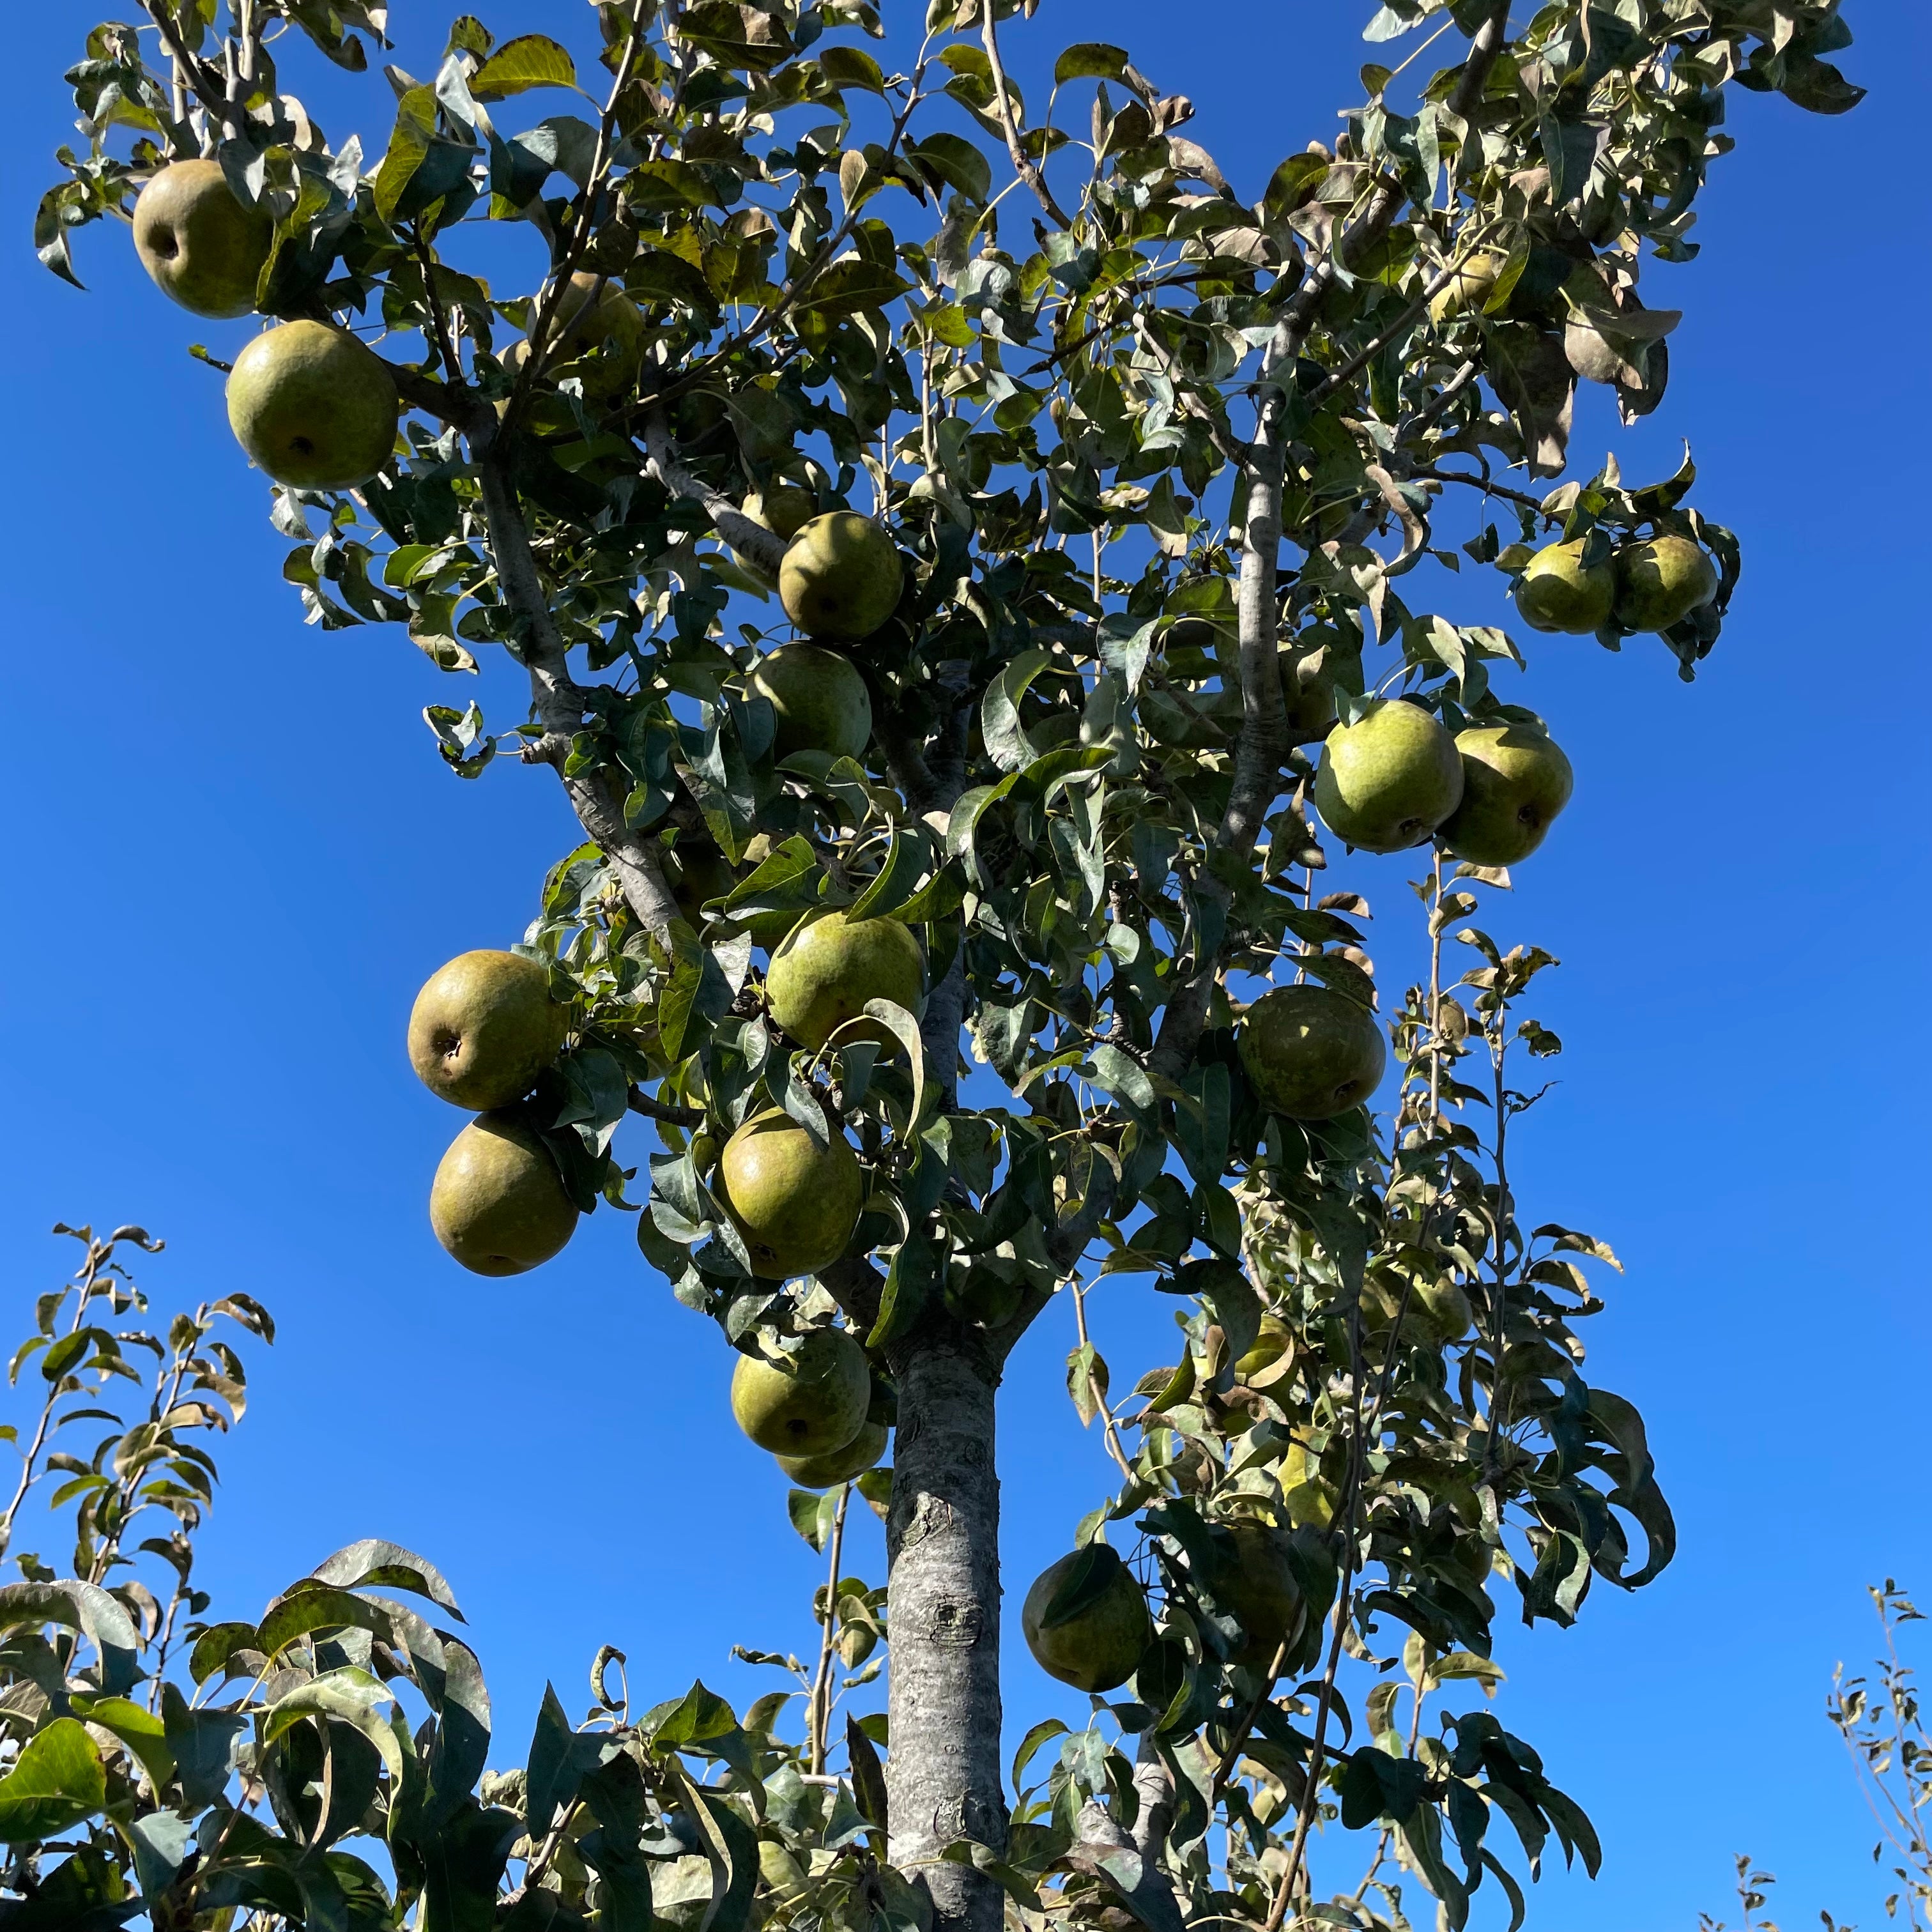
[15, 0, 1863, 1926]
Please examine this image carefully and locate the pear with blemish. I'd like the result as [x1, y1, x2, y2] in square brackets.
[1238, 984, 1386, 1121]
[1022, 1545, 1151, 1693]
[717, 1109, 865, 1280]
[133, 160, 273, 318]
[779, 512, 905, 640]
[765, 910, 924, 1052]
[730, 1326, 871, 1455]
[750, 643, 873, 762]
[502, 272, 643, 399]
[1514, 537, 1615, 635]
[1613, 535, 1718, 633]
[778, 1419, 888, 1488]
[1440, 724, 1574, 868]
[226, 321, 399, 490]
[429, 1112, 578, 1276]
[409, 951, 568, 1110]
[1313, 700, 1462, 854]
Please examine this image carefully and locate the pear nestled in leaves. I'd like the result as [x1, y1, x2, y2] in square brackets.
[1514, 537, 1615, 634]
[409, 951, 567, 1110]
[730, 1327, 871, 1457]
[766, 911, 924, 1053]
[779, 512, 904, 640]
[744, 484, 818, 543]
[717, 1109, 864, 1280]
[430, 1112, 578, 1276]
[133, 160, 273, 318]
[1206, 1520, 1308, 1666]
[750, 643, 873, 762]
[226, 321, 398, 490]
[1022, 1544, 1151, 1693]
[1441, 724, 1574, 867]
[503, 271, 644, 399]
[1238, 984, 1386, 1121]
[1613, 535, 1718, 633]
[1314, 701, 1462, 854]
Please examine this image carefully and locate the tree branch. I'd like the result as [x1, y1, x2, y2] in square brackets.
[641, 406, 790, 577]
[982, 10, 1071, 228]
[1148, 0, 1519, 1085]
[461, 406, 681, 939]
[627, 1087, 705, 1129]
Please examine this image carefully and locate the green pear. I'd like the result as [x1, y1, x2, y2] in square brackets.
[1021, 1545, 1152, 1693]
[1429, 249, 1506, 324]
[1514, 537, 1615, 634]
[1440, 724, 1573, 867]
[226, 321, 399, 490]
[744, 484, 818, 543]
[1208, 1520, 1307, 1666]
[766, 910, 924, 1052]
[778, 1418, 888, 1488]
[1278, 633, 1362, 744]
[749, 643, 873, 762]
[730, 1326, 870, 1455]
[1314, 700, 1463, 853]
[664, 836, 737, 926]
[132, 160, 273, 319]
[1613, 535, 1718, 632]
[503, 272, 644, 399]
[1238, 984, 1386, 1121]
[409, 950, 567, 1110]
[717, 1109, 865, 1280]
[429, 1112, 578, 1276]
[779, 512, 905, 641]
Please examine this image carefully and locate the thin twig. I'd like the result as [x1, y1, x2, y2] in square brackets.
[808, 1485, 852, 1775]
[982, 9, 1070, 227]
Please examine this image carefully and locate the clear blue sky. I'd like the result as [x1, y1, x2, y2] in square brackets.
[0, 2, 1924, 1924]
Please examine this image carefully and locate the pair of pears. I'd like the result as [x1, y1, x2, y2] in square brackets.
[744, 503, 906, 763]
[1515, 532, 1719, 636]
[1314, 701, 1574, 868]
[728, 1324, 888, 1486]
[137, 158, 399, 491]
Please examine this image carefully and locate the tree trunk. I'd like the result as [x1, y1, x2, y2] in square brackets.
[885, 1338, 1006, 1932]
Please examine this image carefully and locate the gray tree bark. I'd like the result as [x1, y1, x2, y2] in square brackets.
[885, 1340, 1007, 1932]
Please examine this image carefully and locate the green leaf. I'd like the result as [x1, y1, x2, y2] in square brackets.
[0, 1581, 139, 1696]
[1054, 42, 1129, 85]
[471, 34, 578, 102]
[818, 45, 885, 93]
[309, 1539, 464, 1616]
[788, 1488, 839, 1551]
[867, 1231, 937, 1352]
[38, 1331, 89, 1381]
[0, 1719, 105, 1841]
[851, 1000, 928, 1129]
[980, 649, 1053, 774]
[262, 1667, 406, 1789]
[908, 132, 992, 204]
[68, 1694, 172, 1790]
[374, 85, 438, 224]
[847, 827, 928, 922]
[256, 1584, 386, 1659]
[792, 257, 913, 321]
[1038, 1542, 1128, 1630]
[1011, 1717, 1069, 1790]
